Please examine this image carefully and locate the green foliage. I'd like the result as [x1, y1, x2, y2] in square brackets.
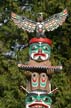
[0, 0, 71, 108]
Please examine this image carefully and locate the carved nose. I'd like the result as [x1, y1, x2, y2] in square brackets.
[38, 49, 42, 53]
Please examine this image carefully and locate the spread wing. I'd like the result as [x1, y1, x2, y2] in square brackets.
[44, 9, 68, 31]
[11, 12, 36, 32]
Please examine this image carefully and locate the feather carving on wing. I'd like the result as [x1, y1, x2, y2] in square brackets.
[44, 9, 68, 31]
[11, 12, 36, 32]
[11, 8, 68, 34]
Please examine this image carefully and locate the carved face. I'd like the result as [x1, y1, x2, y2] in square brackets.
[31, 73, 48, 90]
[25, 91, 52, 108]
[31, 73, 39, 88]
[29, 42, 51, 61]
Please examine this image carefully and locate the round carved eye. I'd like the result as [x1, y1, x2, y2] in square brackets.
[29, 96, 35, 102]
[42, 74, 45, 77]
[43, 97, 48, 102]
[44, 47, 48, 50]
[29, 97, 33, 101]
[33, 73, 36, 77]
[43, 46, 48, 50]
[31, 46, 37, 50]
[41, 73, 46, 77]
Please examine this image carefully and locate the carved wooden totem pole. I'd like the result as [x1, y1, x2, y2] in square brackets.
[11, 9, 68, 108]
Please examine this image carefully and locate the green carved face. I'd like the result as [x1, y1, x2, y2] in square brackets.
[25, 91, 52, 108]
[29, 42, 51, 61]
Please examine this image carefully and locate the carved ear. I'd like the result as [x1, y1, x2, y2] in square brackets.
[20, 85, 29, 94]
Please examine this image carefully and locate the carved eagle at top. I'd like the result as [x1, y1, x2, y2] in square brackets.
[11, 9, 68, 34]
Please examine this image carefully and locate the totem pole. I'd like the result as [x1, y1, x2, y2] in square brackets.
[11, 9, 68, 108]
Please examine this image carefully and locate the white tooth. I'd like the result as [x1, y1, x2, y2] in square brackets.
[35, 106, 37, 108]
[39, 106, 40, 108]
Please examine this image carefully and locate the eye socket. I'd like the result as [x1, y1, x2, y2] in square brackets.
[41, 73, 46, 77]
[43, 46, 48, 50]
[42, 74, 45, 77]
[33, 73, 36, 77]
[31, 46, 37, 50]
[43, 97, 48, 102]
[45, 47, 48, 50]
[29, 96, 35, 102]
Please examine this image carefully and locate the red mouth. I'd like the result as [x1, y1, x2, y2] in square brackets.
[29, 103, 48, 108]
[34, 53, 46, 57]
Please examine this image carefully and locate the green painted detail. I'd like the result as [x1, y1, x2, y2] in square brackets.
[40, 82, 46, 87]
[29, 43, 51, 54]
[29, 42, 51, 61]
[16, 15, 21, 20]
[26, 93, 52, 105]
[32, 82, 38, 87]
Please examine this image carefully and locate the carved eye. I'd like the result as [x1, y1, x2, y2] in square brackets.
[42, 74, 45, 77]
[45, 47, 48, 50]
[41, 73, 46, 77]
[31, 46, 37, 50]
[43, 46, 48, 50]
[29, 96, 35, 102]
[43, 97, 48, 102]
[33, 73, 36, 77]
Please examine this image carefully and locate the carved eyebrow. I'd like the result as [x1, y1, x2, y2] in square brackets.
[40, 94, 47, 96]
[31, 43, 39, 45]
[28, 93, 37, 96]
[31, 44, 40, 47]
[41, 43, 49, 45]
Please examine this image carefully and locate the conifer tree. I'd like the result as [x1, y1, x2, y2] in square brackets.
[0, 0, 71, 108]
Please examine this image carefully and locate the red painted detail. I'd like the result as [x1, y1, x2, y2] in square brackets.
[34, 53, 46, 57]
[29, 103, 48, 108]
[38, 29, 43, 32]
[29, 38, 52, 45]
[35, 100, 42, 102]
[64, 9, 67, 14]
[41, 78, 46, 82]
[38, 49, 42, 53]
[35, 106, 38, 108]
[32, 78, 37, 82]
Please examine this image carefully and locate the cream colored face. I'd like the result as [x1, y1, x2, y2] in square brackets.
[29, 42, 51, 61]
